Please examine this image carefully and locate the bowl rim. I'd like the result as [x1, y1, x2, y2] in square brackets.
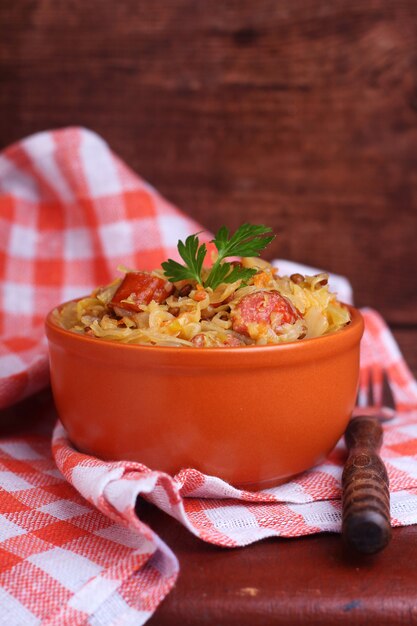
[45, 299, 364, 358]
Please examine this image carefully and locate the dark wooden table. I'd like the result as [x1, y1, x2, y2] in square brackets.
[143, 328, 417, 626]
[145, 512, 417, 626]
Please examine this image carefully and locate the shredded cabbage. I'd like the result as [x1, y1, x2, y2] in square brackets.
[55, 260, 351, 347]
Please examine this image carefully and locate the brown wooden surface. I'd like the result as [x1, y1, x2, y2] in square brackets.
[1, 1, 417, 325]
[145, 511, 417, 626]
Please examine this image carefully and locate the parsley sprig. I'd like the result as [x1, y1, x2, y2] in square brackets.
[161, 233, 207, 285]
[161, 223, 274, 290]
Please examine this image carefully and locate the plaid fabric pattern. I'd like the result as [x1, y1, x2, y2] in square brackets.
[0, 435, 178, 625]
[0, 127, 206, 410]
[1, 128, 417, 624]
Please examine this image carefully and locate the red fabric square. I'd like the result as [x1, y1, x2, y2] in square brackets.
[0, 547, 22, 573]
[124, 190, 157, 219]
[34, 258, 65, 287]
[0, 491, 31, 514]
[388, 439, 417, 456]
[0, 194, 15, 221]
[33, 520, 88, 547]
[37, 201, 66, 231]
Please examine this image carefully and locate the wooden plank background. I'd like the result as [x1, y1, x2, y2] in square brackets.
[1, 0, 416, 325]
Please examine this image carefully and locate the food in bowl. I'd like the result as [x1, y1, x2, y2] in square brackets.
[55, 224, 351, 347]
[46, 224, 362, 489]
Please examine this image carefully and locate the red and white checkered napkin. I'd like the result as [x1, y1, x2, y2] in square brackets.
[0, 127, 206, 410]
[0, 435, 178, 625]
[1, 128, 417, 625]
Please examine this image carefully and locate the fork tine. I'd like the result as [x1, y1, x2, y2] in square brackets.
[367, 370, 375, 407]
[357, 367, 370, 408]
[370, 366, 383, 408]
[382, 370, 396, 410]
[354, 367, 395, 421]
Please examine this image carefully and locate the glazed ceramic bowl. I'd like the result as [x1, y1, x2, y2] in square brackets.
[45, 304, 363, 490]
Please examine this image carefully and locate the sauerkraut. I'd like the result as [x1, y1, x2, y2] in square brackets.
[55, 258, 351, 348]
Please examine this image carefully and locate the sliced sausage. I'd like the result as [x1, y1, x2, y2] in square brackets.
[223, 334, 246, 347]
[110, 272, 174, 313]
[231, 290, 300, 336]
[191, 333, 206, 347]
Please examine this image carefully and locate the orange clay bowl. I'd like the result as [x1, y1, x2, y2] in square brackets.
[45, 304, 363, 490]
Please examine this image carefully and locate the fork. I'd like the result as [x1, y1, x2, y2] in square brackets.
[341, 368, 395, 554]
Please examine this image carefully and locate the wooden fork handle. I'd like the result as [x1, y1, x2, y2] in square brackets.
[342, 415, 391, 554]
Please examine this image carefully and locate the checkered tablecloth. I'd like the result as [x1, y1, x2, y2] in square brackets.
[1, 128, 417, 625]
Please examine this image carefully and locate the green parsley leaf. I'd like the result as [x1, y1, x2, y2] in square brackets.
[213, 223, 274, 259]
[205, 223, 274, 289]
[161, 233, 206, 284]
[204, 262, 258, 289]
[161, 224, 274, 290]
[221, 264, 258, 285]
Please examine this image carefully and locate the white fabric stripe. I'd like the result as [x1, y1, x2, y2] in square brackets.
[9, 224, 38, 259]
[60, 285, 95, 302]
[71, 464, 125, 506]
[95, 525, 155, 552]
[63, 227, 94, 260]
[89, 592, 150, 626]
[102, 477, 151, 515]
[130, 217, 164, 250]
[99, 221, 133, 257]
[0, 471, 33, 491]
[287, 501, 341, 531]
[0, 354, 27, 377]
[80, 130, 122, 196]
[205, 505, 258, 532]
[38, 499, 90, 520]
[391, 380, 417, 405]
[391, 491, 417, 524]
[380, 327, 403, 362]
[0, 588, 39, 626]
[0, 441, 44, 460]
[157, 214, 199, 249]
[68, 576, 121, 614]
[2, 282, 35, 315]
[214, 524, 277, 545]
[0, 154, 40, 202]
[0, 514, 26, 541]
[22, 132, 74, 202]
[28, 547, 103, 593]
[389, 456, 417, 478]
[264, 479, 312, 502]
[148, 540, 179, 579]
[311, 463, 343, 480]
[396, 423, 417, 437]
